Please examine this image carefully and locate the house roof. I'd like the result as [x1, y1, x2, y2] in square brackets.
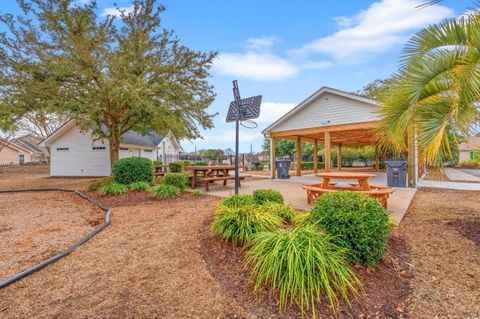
[121, 130, 164, 147]
[0, 139, 34, 154]
[13, 137, 43, 153]
[261, 86, 380, 135]
[458, 136, 480, 151]
[40, 119, 179, 149]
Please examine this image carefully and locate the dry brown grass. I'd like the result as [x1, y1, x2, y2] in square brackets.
[398, 188, 480, 318]
[0, 191, 104, 281]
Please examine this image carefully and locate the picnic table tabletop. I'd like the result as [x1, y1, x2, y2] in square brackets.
[316, 171, 376, 191]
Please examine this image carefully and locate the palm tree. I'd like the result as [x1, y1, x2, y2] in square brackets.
[378, 10, 480, 165]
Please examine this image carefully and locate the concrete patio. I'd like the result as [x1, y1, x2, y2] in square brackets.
[208, 173, 416, 224]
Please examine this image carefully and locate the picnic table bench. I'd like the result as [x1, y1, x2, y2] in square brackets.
[200, 175, 249, 191]
[186, 165, 250, 191]
[302, 172, 394, 209]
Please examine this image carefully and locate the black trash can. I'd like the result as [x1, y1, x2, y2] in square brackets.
[276, 160, 291, 179]
[386, 160, 407, 187]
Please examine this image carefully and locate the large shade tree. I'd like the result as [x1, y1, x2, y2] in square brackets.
[0, 0, 216, 164]
[378, 10, 480, 165]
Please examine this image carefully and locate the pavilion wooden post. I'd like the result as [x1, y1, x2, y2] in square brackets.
[270, 137, 276, 179]
[337, 143, 342, 171]
[296, 136, 302, 176]
[374, 144, 379, 172]
[324, 131, 331, 172]
[313, 139, 318, 174]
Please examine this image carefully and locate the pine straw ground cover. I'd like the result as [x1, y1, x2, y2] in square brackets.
[0, 167, 479, 318]
[0, 191, 104, 281]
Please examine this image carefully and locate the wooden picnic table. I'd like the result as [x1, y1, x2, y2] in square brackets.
[186, 165, 236, 189]
[155, 164, 169, 173]
[316, 171, 376, 191]
[302, 171, 394, 208]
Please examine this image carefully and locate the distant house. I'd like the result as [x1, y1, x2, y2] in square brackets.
[40, 119, 182, 176]
[458, 136, 480, 162]
[0, 135, 45, 165]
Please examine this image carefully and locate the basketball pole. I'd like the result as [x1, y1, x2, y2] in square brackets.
[233, 80, 241, 194]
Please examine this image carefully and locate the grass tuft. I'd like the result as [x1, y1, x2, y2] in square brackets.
[211, 205, 282, 246]
[149, 184, 180, 198]
[128, 181, 150, 191]
[97, 182, 128, 196]
[245, 226, 361, 317]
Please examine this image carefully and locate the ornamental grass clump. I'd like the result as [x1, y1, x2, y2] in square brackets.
[128, 181, 150, 191]
[252, 188, 284, 205]
[88, 176, 114, 191]
[256, 202, 296, 223]
[308, 191, 390, 267]
[163, 173, 189, 192]
[98, 183, 128, 196]
[149, 184, 180, 198]
[221, 194, 256, 208]
[245, 226, 360, 317]
[211, 205, 282, 246]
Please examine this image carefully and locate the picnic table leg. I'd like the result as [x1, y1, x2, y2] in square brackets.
[191, 171, 197, 188]
[321, 177, 330, 188]
[358, 178, 371, 191]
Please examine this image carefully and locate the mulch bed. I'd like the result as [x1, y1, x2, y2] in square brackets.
[0, 191, 105, 282]
[199, 217, 412, 319]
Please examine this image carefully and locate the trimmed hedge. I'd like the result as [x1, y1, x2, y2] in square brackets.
[194, 161, 208, 166]
[112, 157, 153, 184]
[307, 191, 389, 267]
[169, 162, 183, 172]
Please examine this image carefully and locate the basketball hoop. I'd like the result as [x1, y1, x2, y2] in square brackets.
[240, 119, 257, 129]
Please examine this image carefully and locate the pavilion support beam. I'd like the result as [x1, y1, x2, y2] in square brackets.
[374, 144, 379, 172]
[296, 136, 301, 176]
[324, 131, 331, 172]
[337, 143, 342, 171]
[270, 137, 276, 179]
[313, 139, 318, 174]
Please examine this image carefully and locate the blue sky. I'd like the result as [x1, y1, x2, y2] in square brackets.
[2, 0, 472, 152]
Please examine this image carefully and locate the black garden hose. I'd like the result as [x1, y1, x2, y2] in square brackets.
[0, 188, 111, 289]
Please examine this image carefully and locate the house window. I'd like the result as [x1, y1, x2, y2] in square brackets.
[18, 154, 25, 164]
[56, 147, 69, 151]
[92, 146, 106, 150]
[120, 147, 128, 151]
[144, 149, 153, 153]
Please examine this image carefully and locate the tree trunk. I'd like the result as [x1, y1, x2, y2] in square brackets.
[109, 134, 120, 168]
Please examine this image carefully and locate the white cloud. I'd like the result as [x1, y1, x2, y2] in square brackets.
[214, 52, 298, 81]
[102, 6, 134, 17]
[256, 102, 296, 124]
[246, 37, 279, 50]
[294, 0, 454, 61]
[302, 60, 334, 70]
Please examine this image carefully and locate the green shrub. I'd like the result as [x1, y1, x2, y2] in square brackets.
[191, 189, 204, 196]
[112, 157, 153, 184]
[149, 184, 180, 198]
[153, 160, 163, 166]
[211, 205, 282, 246]
[194, 161, 208, 166]
[378, 162, 386, 170]
[292, 212, 309, 227]
[128, 181, 150, 191]
[253, 189, 284, 205]
[245, 226, 360, 316]
[221, 194, 256, 208]
[179, 160, 191, 168]
[168, 162, 183, 172]
[88, 176, 114, 191]
[300, 162, 314, 169]
[253, 162, 264, 170]
[256, 202, 296, 223]
[98, 182, 128, 196]
[308, 191, 390, 267]
[163, 173, 189, 191]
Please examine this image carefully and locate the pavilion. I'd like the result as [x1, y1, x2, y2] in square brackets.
[262, 87, 420, 187]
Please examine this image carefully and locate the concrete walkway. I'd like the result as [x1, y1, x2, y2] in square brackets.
[208, 177, 416, 224]
[419, 180, 480, 191]
[444, 168, 480, 182]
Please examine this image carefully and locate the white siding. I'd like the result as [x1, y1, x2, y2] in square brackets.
[50, 126, 111, 176]
[141, 149, 156, 161]
[157, 136, 179, 157]
[271, 93, 380, 132]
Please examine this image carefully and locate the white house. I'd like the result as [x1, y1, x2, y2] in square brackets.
[0, 135, 45, 165]
[40, 119, 182, 176]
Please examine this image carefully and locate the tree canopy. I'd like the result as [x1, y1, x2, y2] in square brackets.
[0, 0, 217, 163]
[377, 10, 480, 165]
